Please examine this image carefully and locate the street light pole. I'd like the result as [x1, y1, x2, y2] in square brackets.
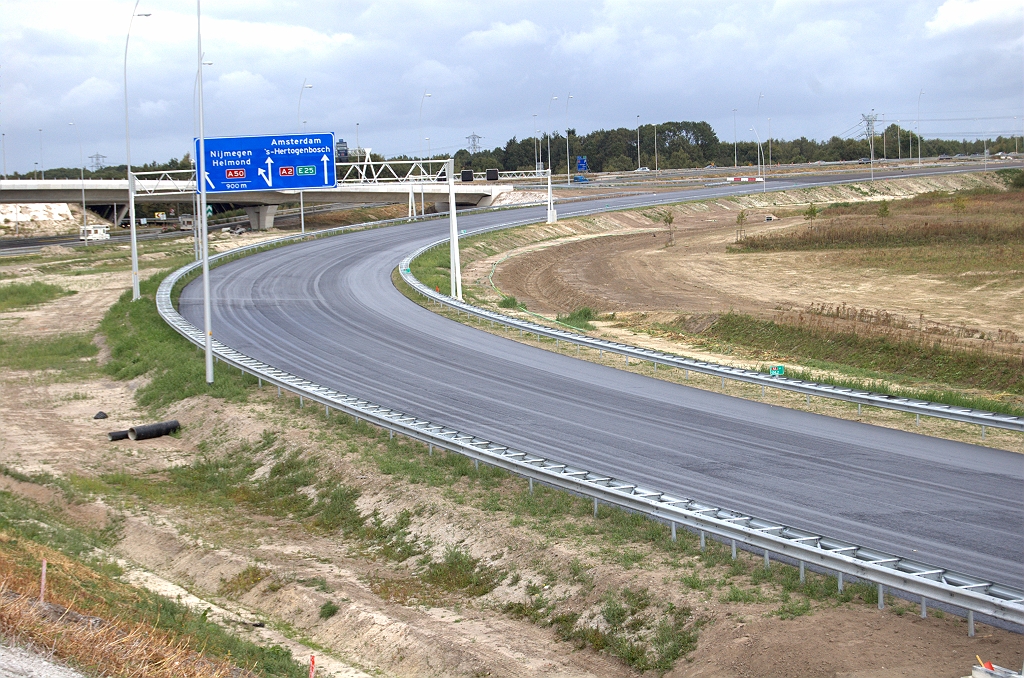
[732, 109, 737, 167]
[196, 0, 214, 384]
[123, 1, 148, 301]
[565, 92, 573, 186]
[636, 114, 640, 169]
[532, 113, 538, 173]
[297, 79, 312, 233]
[767, 118, 772, 172]
[917, 89, 924, 166]
[38, 129, 44, 180]
[69, 122, 86, 235]
[418, 91, 431, 161]
[546, 96, 557, 172]
[749, 125, 765, 189]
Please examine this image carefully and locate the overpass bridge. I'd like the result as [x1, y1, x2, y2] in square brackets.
[0, 160, 514, 231]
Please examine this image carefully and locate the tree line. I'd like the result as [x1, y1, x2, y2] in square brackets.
[5, 124, 1019, 180]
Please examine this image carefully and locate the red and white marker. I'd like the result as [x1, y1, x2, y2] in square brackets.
[724, 177, 765, 182]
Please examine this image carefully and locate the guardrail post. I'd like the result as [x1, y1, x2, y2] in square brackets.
[258, 378, 262, 388]
[428, 443, 433, 456]
[721, 376, 725, 389]
[699, 531, 705, 550]
[671, 522, 676, 541]
[761, 385, 765, 397]
[529, 478, 533, 493]
[325, 405, 329, 416]
[858, 404, 862, 415]
[764, 550, 770, 569]
[799, 561, 805, 583]
[921, 597, 927, 618]
[838, 572, 844, 592]
[594, 497, 598, 517]
[968, 610, 975, 636]
[806, 394, 810, 404]
[877, 584, 884, 609]
[685, 369, 689, 380]
[981, 425, 986, 439]
[625, 356, 629, 365]
[731, 540, 737, 560]
[299, 396, 303, 408]
[916, 413, 920, 426]
[389, 430, 394, 440]
[277, 386, 281, 397]
[474, 459, 479, 470]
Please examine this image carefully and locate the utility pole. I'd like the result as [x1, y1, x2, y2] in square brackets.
[862, 111, 878, 180]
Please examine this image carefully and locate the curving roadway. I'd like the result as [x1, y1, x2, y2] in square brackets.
[179, 167, 1024, 588]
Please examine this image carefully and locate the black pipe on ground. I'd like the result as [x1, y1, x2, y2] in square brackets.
[107, 430, 129, 441]
[128, 420, 180, 441]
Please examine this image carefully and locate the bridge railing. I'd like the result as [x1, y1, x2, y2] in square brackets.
[131, 169, 197, 195]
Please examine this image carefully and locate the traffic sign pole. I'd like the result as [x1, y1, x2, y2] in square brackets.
[196, 0, 214, 384]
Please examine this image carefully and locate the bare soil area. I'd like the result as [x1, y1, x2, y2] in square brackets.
[484, 174, 1023, 341]
[1, 206, 1022, 678]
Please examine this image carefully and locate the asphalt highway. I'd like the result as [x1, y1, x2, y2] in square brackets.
[180, 167, 1024, 588]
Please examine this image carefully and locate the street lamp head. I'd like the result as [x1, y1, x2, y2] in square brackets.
[304, 84, 313, 89]
[136, 13, 151, 16]
[202, 61, 213, 65]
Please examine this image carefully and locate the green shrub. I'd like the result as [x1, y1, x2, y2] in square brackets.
[557, 307, 597, 330]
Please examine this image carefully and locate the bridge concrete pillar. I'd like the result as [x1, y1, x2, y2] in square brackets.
[244, 205, 278, 231]
[114, 204, 130, 228]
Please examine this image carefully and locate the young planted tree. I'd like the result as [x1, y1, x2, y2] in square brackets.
[952, 195, 967, 224]
[803, 203, 820, 220]
[877, 200, 890, 219]
[736, 209, 747, 226]
[664, 211, 676, 246]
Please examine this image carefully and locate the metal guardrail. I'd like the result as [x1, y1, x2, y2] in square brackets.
[398, 239, 1024, 434]
[154, 211, 1024, 631]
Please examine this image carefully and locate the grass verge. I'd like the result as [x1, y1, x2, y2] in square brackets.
[0, 489, 305, 677]
[100, 271, 255, 409]
[0, 281, 75, 311]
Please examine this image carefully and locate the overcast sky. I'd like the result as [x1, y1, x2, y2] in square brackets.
[1, 0, 1022, 173]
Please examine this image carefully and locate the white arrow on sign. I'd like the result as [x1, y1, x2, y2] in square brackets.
[321, 154, 330, 185]
[257, 157, 274, 187]
[204, 172, 216, 190]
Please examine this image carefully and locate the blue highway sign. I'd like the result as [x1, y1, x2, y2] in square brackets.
[576, 155, 589, 172]
[194, 133, 337, 193]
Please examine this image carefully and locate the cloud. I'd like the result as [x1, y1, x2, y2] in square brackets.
[461, 20, 545, 49]
[60, 77, 120, 108]
[925, 0, 1022, 34]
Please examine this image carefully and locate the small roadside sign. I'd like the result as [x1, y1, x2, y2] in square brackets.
[770, 365, 785, 376]
[194, 133, 337, 194]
